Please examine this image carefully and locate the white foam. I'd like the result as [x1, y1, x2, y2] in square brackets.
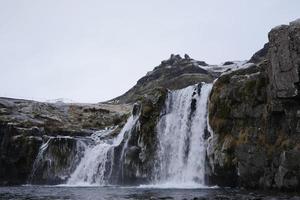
[138, 182, 218, 189]
[66, 115, 138, 185]
[153, 83, 213, 186]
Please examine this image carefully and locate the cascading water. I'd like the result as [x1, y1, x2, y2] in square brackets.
[67, 115, 139, 185]
[29, 136, 86, 184]
[28, 83, 212, 187]
[153, 83, 212, 187]
[29, 138, 52, 182]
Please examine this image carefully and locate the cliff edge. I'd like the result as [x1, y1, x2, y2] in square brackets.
[207, 19, 300, 190]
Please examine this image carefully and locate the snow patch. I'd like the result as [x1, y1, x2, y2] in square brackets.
[45, 98, 76, 104]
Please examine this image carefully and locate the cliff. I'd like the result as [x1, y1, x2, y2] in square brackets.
[0, 55, 212, 185]
[0, 98, 131, 185]
[1, 19, 300, 190]
[207, 19, 300, 190]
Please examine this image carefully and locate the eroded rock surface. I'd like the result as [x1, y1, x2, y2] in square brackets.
[268, 20, 300, 99]
[113, 88, 168, 184]
[207, 19, 300, 190]
[0, 54, 211, 186]
[1, 18, 300, 192]
[0, 99, 131, 185]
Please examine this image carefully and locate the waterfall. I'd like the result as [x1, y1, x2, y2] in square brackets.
[67, 115, 139, 185]
[28, 83, 212, 187]
[29, 136, 86, 184]
[29, 138, 52, 183]
[153, 83, 212, 187]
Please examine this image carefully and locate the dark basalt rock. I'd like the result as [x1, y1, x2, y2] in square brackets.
[0, 123, 43, 185]
[29, 136, 87, 185]
[0, 97, 131, 186]
[207, 19, 300, 190]
[267, 21, 300, 99]
[1, 18, 300, 191]
[274, 150, 300, 190]
[223, 61, 235, 66]
[248, 43, 269, 64]
[106, 87, 167, 185]
[118, 88, 168, 184]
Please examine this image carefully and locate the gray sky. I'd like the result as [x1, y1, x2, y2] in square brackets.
[0, 0, 299, 103]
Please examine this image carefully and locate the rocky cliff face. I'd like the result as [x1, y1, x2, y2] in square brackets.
[0, 55, 212, 186]
[1, 19, 300, 190]
[113, 88, 168, 184]
[0, 124, 43, 185]
[0, 98, 131, 185]
[207, 19, 300, 190]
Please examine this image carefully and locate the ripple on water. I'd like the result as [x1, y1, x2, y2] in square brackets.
[0, 186, 300, 200]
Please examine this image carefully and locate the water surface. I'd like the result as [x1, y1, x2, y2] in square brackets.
[0, 186, 299, 200]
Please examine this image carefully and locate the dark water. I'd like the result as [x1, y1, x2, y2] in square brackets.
[0, 186, 299, 200]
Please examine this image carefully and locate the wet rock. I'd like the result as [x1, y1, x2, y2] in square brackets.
[274, 150, 300, 190]
[0, 124, 43, 185]
[29, 136, 86, 184]
[236, 145, 267, 188]
[132, 103, 141, 116]
[0, 97, 131, 185]
[110, 88, 167, 185]
[192, 197, 207, 200]
[124, 146, 141, 164]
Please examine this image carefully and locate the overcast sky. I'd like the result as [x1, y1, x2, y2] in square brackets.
[0, 0, 299, 103]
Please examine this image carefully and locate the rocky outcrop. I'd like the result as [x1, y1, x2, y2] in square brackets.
[248, 43, 269, 64]
[207, 64, 268, 188]
[0, 97, 131, 134]
[207, 19, 300, 190]
[114, 87, 168, 184]
[0, 98, 131, 185]
[111, 54, 214, 103]
[0, 123, 43, 185]
[268, 20, 300, 99]
[29, 136, 87, 185]
[0, 54, 209, 186]
[1, 18, 300, 191]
